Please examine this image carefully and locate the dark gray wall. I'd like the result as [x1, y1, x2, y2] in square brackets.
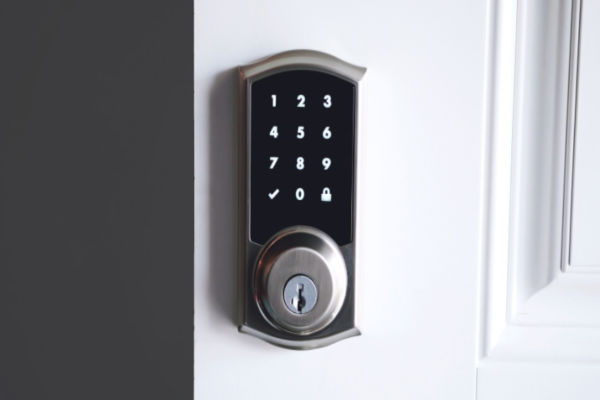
[0, 1, 192, 398]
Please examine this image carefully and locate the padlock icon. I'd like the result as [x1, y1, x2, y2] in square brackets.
[321, 187, 332, 202]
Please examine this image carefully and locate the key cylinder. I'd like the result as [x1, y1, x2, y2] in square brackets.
[254, 226, 347, 335]
[284, 275, 318, 314]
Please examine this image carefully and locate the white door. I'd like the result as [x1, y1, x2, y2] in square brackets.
[477, 0, 600, 398]
[195, 0, 600, 398]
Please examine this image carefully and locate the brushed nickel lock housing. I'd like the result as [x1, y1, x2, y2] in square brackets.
[238, 50, 365, 349]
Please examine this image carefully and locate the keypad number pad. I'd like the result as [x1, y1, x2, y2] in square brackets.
[250, 70, 355, 245]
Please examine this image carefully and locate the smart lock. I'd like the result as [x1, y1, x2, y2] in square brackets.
[238, 50, 365, 349]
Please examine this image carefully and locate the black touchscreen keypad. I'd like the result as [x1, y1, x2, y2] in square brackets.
[250, 70, 356, 245]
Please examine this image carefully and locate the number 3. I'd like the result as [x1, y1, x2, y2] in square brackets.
[323, 94, 332, 108]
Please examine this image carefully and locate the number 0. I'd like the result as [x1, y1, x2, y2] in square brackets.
[295, 188, 305, 200]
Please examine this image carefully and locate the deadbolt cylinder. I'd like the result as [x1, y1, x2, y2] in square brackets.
[254, 226, 347, 335]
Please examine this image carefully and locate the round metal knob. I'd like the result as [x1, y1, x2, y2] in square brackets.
[254, 226, 347, 335]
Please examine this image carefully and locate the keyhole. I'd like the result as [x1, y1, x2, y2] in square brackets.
[284, 275, 317, 314]
[292, 283, 306, 312]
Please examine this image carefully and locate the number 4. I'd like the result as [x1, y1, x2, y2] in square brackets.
[269, 126, 278, 138]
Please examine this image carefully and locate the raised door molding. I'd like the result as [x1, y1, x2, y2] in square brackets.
[478, 0, 600, 398]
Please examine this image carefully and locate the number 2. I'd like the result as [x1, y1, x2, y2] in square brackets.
[297, 94, 305, 108]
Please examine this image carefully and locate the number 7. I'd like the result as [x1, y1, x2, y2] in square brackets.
[269, 156, 278, 169]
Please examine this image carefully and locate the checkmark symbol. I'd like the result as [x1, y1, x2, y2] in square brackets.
[268, 188, 280, 200]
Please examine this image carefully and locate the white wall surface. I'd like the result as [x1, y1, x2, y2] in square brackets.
[195, 1, 485, 399]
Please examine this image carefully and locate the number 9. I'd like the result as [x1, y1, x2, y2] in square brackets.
[322, 157, 331, 170]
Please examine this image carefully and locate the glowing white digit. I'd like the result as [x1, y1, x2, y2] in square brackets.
[296, 157, 304, 170]
[271, 94, 277, 107]
[297, 126, 305, 139]
[295, 188, 305, 200]
[297, 94, 305, 108]
[322, 126, 332, 139]
[269, 156, 278, 169]
[269, 125, 278, 138]
[322, 157, 331, 170]
[323, 94, 332, 108]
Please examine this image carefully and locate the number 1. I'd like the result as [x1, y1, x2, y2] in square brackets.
[271, 94, 277, 107]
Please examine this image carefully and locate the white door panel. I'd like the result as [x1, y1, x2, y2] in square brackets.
[478, 0, 600, 398]
[570, 0, 600, 267]
[196, 1, 482, 399]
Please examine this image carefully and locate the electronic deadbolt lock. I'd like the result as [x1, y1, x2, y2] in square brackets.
[238, 50, 365, 349]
